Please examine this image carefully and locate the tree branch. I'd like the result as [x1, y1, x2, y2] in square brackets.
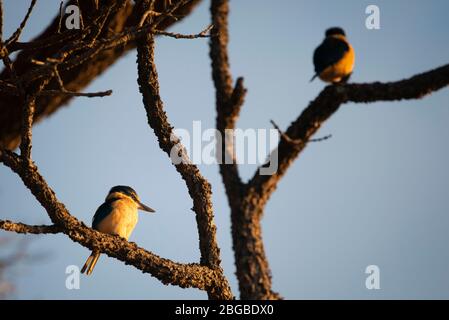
[249, 64, 449, 207]
[38, 89, 113, 98]
[0, 0, 234, 300]
[2, 0, 445, 301]
[19, 96, 36, 160]
[0, 220, 62, 234]
[135, 21, 233, 301]
[4, 0, 37, 47]
[210, 0, 449, 301]
[154, 23, 213, 39]
[270, 119, 332, 145]
[0, 148, 226, 293]
[237, 64, 449, 299]
[209, 0, 279, 300]
[17, 73, 52, 161]
[210, 0, 246, 196]
[0, 0, 202, 150]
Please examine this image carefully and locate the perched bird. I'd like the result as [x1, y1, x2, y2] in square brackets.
[81, 185, 155, 275]
[311, 27, 355, 83]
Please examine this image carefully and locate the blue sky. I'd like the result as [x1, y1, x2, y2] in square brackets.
[1, 0, 449, 299]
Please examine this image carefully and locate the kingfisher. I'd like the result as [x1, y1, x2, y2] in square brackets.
[81, 185, 155, 275]
[311, 27, 355, 83]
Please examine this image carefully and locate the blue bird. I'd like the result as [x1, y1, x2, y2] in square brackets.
[81, 185, 155, 275]
[311, 27, 355, 83]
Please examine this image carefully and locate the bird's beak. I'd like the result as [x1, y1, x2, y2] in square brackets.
[138, 201, 155, 213]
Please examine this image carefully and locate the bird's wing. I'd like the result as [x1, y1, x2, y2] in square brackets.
[313, 37, 350, 74]
[92, 201, 114, 230]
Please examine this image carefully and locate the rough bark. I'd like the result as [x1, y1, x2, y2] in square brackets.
[0, 220, 62, 234]
[209, 0, 279, 300]
[135, 4, 232, 297]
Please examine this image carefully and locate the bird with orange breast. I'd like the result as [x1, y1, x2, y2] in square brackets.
[81, 185, 155, 275]
[311, 27, 355, 84]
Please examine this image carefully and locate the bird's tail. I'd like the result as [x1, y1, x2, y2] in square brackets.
[310, 73, 318, 82]
[81, 251, 100, 275]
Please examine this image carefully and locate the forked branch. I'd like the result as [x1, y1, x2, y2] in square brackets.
[135, 0, 232, 299]
[210, 0, 449, 300]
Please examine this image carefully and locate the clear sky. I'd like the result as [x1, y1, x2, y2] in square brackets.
[1, 0, 449, 299]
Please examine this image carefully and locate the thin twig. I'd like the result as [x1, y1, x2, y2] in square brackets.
[138, 9, 155, 27]
[154, 24, 213, 39]
[1, 48, 20, 85]
[75, 0, 84, 30]
[23, 17, 212, 84]
[310, 134, 332, 142]
[153, 0, 191, 26]
[138, 1, 181, 26]
[0, 79, 16, 91]
[5, 0, 37, 47]
[270, 119, 302, 145]
[270, 119, 332, 145]
[31, 58, 113, 98]
[8, 31, 78, 53]
[53, 65, 65, 90]
[39, 89, 112, 97]
[57, 1, 64, 34]
[0, 69, 112, 98]
[0, 0, 4, 41]
[85, 5, 113, 47]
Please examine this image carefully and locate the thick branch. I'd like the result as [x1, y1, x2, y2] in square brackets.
[0, 0, 202, 150]
[210, 0, 246, 197]
[19, 96, 35, 160]
[209, 0, 278, 300]
[18, 76, 53, 161]
[135, 9, 232, 299]
[211, 0, 449, 301]
[249, 63, 449, 209]
[137, 26, 217, 270]
[0, 219, 62, 234]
